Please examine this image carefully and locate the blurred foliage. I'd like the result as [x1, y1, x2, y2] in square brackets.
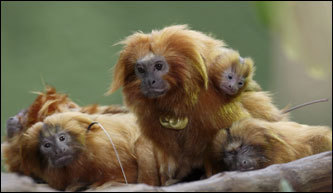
[255, 1, 332, 80]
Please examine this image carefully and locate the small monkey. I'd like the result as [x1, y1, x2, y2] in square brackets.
[210, 49, 261, 97]
[209, 49, 288, 122]
[2, 111, 159, 190]
[211, 118, 332, 172]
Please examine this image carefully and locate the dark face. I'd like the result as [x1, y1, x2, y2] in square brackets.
[6, 116, 22, 139]
[222, 142, 266, 171]
[135, 53, 170, 98]
[221, 66, 245, 96]
[39, 124, 82, 168]
[6, 109, 27, 138]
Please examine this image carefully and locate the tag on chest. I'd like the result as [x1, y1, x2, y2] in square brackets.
[159, 116, 188, 130]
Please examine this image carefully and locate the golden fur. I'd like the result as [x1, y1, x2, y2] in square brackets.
[108, 24, 251, 184]
[209, 49, 258, 97]
[208, 49, 287, 122]
[241, 91, 289, 121]
[2, 111, 159, 190]
[7, 86, 128, 139]
[3, 87, 158, 189]
[212, 118, 332, 172]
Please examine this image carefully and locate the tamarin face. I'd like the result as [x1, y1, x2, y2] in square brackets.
[222, 140, 267, 171]
[134, 53, 170, 98]
[39, 124, 83, 168]
[212, 119, 274, 172]
[219, 57, 253, 96]
[221, 65, 246, 95]
[6, 116, 22, 139]
[6, 109, 27, 138]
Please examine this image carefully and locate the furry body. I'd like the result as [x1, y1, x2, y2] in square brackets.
[2, 112, 159, 190]
[212, 118, 332, 172]
[108, 25, 252, 184]
[208, 48, 287, 122]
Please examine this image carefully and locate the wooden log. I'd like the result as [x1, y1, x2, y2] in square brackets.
[1, 151, 332, 192]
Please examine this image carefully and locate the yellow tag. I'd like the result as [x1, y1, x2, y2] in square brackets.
[159, 116, 188, 130]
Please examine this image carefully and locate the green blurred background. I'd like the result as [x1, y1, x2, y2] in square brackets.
[1, 2, 332, 171]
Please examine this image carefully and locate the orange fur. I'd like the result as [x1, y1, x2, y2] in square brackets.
[209, 49, 287, 122]
[241, 91, 289, 122]
[209, 49, 258, 97]
[2, 111, 159, 190]
[3, 87, 158, 189]
[212, 118, 332, 172]
[7, 86, 128, 139]
[108, 25, 251, 184]
[26, 86, 80, 129]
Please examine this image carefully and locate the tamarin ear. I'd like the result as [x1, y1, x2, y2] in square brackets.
[105, 52, 126, 96]
[241, 57, 254, 78]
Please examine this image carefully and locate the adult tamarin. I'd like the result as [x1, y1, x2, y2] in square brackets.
[208, 48, 288, 122]
[2, 111, 159, 190]
[211, 118, 332, 172]
[107, 24, 252, 184]
[5, 86, 128, 139]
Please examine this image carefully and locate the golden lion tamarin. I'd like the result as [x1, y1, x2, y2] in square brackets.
[107, 24, 253, 185]
[208, 48, 288, 122]
[209, 49, 261, 96]
[2, 111, 159, 190]
[211, 118, 332, 172]
[5, 86, 129, 140]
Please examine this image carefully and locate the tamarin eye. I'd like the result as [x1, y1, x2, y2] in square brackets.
[155, 63, 163, 71]
[44, 143, 51, 148]
[238, 81, 244, 86]
[59, 136, 66, 141]
[137, 67, 145, 73]
[228, 75, 233, 80]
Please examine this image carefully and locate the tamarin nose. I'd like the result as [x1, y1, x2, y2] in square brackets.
[147, 79, 156, 86]
[241, 160, 249, 168]
[56, 147, 67, 154]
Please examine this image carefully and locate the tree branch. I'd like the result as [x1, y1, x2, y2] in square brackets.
[1, 151, 332, 192]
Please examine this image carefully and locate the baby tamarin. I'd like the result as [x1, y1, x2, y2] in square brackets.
[211, 118, 332, 172]
[209, 49, 261, 96]
[107, 24, 252, 185]
[2, 111, 159, 190]
[209, 49, 288, 122]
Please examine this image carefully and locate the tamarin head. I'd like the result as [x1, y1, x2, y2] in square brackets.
[219, 137, 268, 171]
[39, 123, 84, 168]
[213, 118, 333, 172]
[16, 112, 91, 174]
[212, 118, 282, 171]
[6, 109, 28, 139]
[210, 50, 255, 97]
[108, 25, 220, 108]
